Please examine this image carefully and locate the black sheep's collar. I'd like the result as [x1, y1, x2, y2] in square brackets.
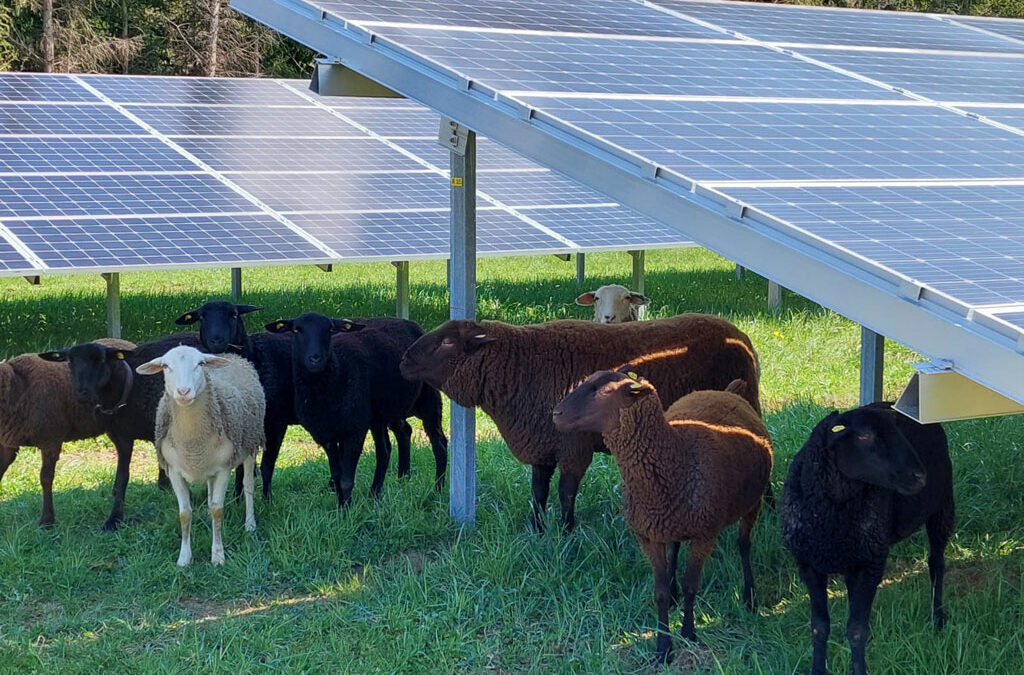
[96, 359, 133, 416]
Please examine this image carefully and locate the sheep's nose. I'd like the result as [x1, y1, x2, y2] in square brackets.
[602, 315, 613, 323]
[176, 387, 191, 397]
[309, 354, 323, 364]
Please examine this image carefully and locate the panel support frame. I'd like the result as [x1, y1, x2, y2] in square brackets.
[630, 249, 645, 320]
[393, 260, 410, 319]
[102, 272, 121, 339]
[231, 267, 242, 303]
[576, 252, 586, 285]
[860, 327, 885, 405]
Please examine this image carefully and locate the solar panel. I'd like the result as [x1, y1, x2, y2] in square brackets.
[478, 170, 612, 207]
[0, 73, 99, 102]
[964, 106, 1024, 131]
[127, 104, 359, 137]
[332, 107, 439, 138]
[79, 74, 305, 105]
[519, 205, 693, 250]
[178, 137, 423, 172]
[0, 236, 38, 272]
[951, 16, 1024, 45]
[230, 171, 448, 213]
[392, 138, 545, 170]
[373, 26, 902, 99]
[0, 137, 200, 173]
[518, 97, 1024, 182]
[651, 0, 1024, 53]
[0, 103, 146, 136]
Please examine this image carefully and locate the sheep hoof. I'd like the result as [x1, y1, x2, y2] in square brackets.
[245, 519, 257, 533]
[681, 629, 701, 644]
[177, 556, 191, 567]
[211, 554, 225, 566]
[38, 518, 55, 529]
[933, 611, 946, 630]
[102, 518, 120, 533]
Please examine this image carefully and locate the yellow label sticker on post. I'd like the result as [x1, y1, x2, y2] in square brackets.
[451, 177, 464, 187]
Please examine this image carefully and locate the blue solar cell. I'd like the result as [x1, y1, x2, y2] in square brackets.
[799, 48, 1024, 103]
[0, 73, 100, 102]
[952, 16, 1024, 45]
[0, 137, 200, 173]
[230, 171, 448, 212]
[392, 137, 545, 171]
[333, 107, 439, 137]
[6, 214, 327, 269]
[479, 170, 612, 207]
[721, 184, 1024, 306]
[372, 26, 901, 99]
[79, 75, 306, 105]
[519, 205, 691, 250]
[993, 310, 1024, 329]
[0, 104, 144, 136]
[0, 237, 37, 272]
[651, 0, 1024, 53]
[316, 0, 722, 38]
[0, 174, 258, 219]
[284, 208, 567, 258]
[519, 98, 1024, 181]
[127, 105, 360, 137]
[964, 107, 1024, 131]
[178, 137, 424, 172]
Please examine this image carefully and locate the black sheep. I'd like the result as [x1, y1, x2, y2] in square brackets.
[781, 402, 955, 675]
[39, 333, 203, 530]
[266, 313, 442, 506]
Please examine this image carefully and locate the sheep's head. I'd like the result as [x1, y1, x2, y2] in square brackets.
[39, 342, 133, 403]
[400, 320, 496, 393]
[136, 345, 232, 406]
[265, 312, 364, 374]
[174, 301, 261, 354]
[824, 406, 927, 496]
[575, 284, 649, 323]
[553, 365, 654, 434]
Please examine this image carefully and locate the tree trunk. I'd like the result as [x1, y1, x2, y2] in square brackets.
[205, 0, 222, 77]
[121, 0, 129, 73]
[41, 0, 55, 72]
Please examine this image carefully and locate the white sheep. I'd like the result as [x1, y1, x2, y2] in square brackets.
[575, 284, 650, 323]
[136, 345, 265, 567]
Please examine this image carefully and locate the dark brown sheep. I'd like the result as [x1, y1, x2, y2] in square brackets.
[0, 338, 134, 527]
[553, 370, 772, 663]
[400, 314, 761, 530]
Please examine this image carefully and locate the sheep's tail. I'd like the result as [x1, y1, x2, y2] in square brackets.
[725, 379, 747, 397]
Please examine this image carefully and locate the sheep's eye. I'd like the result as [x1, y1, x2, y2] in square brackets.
[441, 337, 456, 347]
[292, 328, 299, 334]
[231, 312, 238, 319]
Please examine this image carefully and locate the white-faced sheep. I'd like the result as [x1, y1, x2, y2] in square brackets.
[553, 370, 772, 663]
[576, 284, 650, 323]
[781, 402, 954, 675]
[0, 338, 134, 527]
[400, 314, 762, 531]
[136, 345, 265, 567]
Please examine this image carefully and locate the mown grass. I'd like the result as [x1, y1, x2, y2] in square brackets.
[0, 249, 1022, 674]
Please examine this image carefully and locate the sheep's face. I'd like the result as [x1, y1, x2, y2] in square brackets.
[400, 320, 496, 391]
[575, 284, 649, 323]
[136, 345, 231, 406]
[553, 367, 653, 434]
[265, 312, 363, 374]
[175, 301, 261, 354]
[826, 408, 927, 495]
[39, 342, 132, 403]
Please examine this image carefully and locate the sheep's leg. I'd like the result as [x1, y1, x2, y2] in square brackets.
[232, 464, 244, 503]
[369, 424, 392, 499]
[667, 541, 681, 606]
[38, 444, 59, 528]
[104, 435, 134, 532]
[324, 442, 341, 492]
[157, 466, 171, 491]
[557, 468, 584, 532]
[530, 464, 555, 532]
[337, 433, 366, 507]
[207, 470, 230, 566]
[168, 470, 193, 567]
[926, 508, 952, 629]
[0, 445, 16, 484]
[242, 456, 256, 533]
[798, 562, 830, 675]
[640, 536, 674, 664]
[738, 507, 761, 610]
[680, 538, 715, 642]
[260, 422, 287, 501]
[844, 566, 883, 675]
[419, 397, 448, 492]
[389, 420, 413, 479]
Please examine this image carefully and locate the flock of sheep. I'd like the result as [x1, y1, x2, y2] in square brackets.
[0, 283, 955, 673]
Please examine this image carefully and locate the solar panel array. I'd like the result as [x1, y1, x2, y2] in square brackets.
[0, 71, 692, 276]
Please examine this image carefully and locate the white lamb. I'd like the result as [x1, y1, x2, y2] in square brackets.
[576, 284, 650, 323]
[136, 345, 265, 567]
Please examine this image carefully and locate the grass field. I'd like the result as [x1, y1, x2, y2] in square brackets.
[0, 248, 1022, 674]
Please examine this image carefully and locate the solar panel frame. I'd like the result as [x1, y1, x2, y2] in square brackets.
[0, 137, 203, 174]
[0, 103, 148, 136]
[126, 104, 363, 137]
[0, 73, 101, 102]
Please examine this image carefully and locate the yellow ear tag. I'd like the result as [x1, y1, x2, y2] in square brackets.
[184, 314, 192, 321]
[343, 323, 351, 331]
[116, 352, 124, 360]
[276, 322, 285, 330]
[831, 424, 846, 433]
[626, 371, 639, 380]
[629, 382, 644, 390]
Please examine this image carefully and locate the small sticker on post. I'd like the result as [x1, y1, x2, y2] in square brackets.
[451, 177, 464, 187]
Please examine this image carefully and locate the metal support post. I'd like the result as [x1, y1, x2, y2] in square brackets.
[734, 264, 745, 279]
[630, 249, 645, 320]
[231, 267, 242, 302]
[449, 126, 477, 525]
[860, 327, 885, 405]
[576, 252, 586, 285]
[393, 261, 410, 319]
[768, 281, 782, 311]
[102, 273, 121, 339]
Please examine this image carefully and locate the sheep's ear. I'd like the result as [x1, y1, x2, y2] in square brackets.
[575, 292, 597, 306]
[725, 379, 747, 396]
[38, 350, 68, 362]
[627, 380, 652, 397]
[615, 363, 641, 379]
[265, 319, 293, 333]
[201, 355, 233, 369]
[628, 293, 650, 307]
[175, 309, 202, 325]
[135, 358, 164, 375]
[330, 319, 365, 334]
[465, 333, 497, 353]
[237, 305, 262, 315]
[825, 420, 852, 447]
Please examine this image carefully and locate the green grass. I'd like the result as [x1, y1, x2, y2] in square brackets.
[1, 249, 1022, 674]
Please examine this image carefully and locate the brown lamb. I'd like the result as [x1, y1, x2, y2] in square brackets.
[553, 370, 772, 664]
[0, 338, 134, 527]
[399, 314, 762, 530]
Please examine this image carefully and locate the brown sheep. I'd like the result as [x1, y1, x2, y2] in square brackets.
[400, 314, 761, 530]
[0, 338, 134, 527]
[553, 370, 772, 663]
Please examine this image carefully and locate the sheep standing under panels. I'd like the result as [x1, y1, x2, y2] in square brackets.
[554, 370, 772, 663]
[782, 402, 955, 675]
[400, 314, 762, 531]
[576, 284, 650, 323]
[137, 345, 265, 567]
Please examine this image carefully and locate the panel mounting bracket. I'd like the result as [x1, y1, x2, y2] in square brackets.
[439, 119, 470, 156]
[310, 58, 403, 98]
[316, 263, 333, 272]
[23, 275, 39, 285]
[895, 360, 1024, 423]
